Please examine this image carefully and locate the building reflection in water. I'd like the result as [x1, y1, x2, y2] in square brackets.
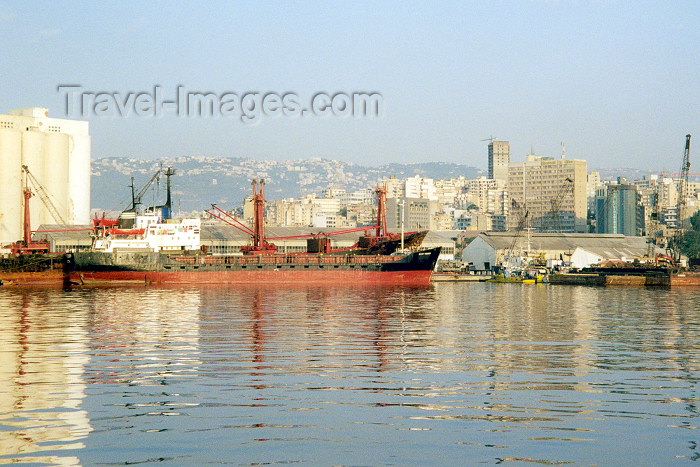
[0, 290, 92, 466]
[0, 287, 204, 465]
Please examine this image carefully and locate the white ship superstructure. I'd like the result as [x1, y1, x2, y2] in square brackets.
[93, 216, 201, 253]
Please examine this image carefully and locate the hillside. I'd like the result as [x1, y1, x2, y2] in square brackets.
[90, 157, 484, 212]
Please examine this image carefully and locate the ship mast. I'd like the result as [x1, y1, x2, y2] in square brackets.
[252, 179, 265, 249]
[22, 173, 33, 248]
[375, 184, 387, 238]
[155, 167, 175, 219]
[236, 179, 278, 255]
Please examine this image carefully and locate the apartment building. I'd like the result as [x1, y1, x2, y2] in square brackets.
[488, 140, 510, 183]
[508, 155, 587, 232]
[465, 177, 508, 215]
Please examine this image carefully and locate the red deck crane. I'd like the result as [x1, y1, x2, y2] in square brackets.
[241, 179, 279, 255]
[205, 179, 279, 255]
[206, 181, 413, 255]
[5, 167, 51, 254]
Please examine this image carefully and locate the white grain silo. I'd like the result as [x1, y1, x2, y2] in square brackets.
[67, 130, 91, 225]
[0, 108, 90, 252]
[44, 132, 71, 223]
[0, 126, 23, 246]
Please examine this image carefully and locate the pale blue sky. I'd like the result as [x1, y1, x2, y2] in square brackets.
[0, 1, 697, 170]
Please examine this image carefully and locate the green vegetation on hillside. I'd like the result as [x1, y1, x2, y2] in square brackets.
[680, 211, 700, 258]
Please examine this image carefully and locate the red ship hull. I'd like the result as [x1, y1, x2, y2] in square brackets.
[70, 269, 433, 286]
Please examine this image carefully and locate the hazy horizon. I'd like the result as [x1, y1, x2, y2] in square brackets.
[2, 1, 697, 171]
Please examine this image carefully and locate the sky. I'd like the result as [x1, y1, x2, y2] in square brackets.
[0, 1, 698, 171]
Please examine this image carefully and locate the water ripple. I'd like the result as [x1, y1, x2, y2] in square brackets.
[0, 284, 699, 465]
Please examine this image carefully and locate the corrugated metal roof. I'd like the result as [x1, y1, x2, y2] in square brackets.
[478, 232, 649, 255]
[36, 225, 93, 241]
[423, 230, 461, 243]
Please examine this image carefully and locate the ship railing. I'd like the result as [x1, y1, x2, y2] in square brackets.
[172, 254, 402, 266]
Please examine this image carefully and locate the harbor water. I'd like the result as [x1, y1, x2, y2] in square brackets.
[0, 283, 698, 465]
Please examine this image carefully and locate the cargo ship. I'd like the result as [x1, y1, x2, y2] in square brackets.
[68, 247, 441, 286]
[66, 178, 441, 286]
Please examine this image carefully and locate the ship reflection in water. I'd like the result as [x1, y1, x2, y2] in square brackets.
[0, 284, 699, 465]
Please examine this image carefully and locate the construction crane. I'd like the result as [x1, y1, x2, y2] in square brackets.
[677, 134, 692, 231]
[498, 198, 529, 269]
[664, 171, 700, 177]
[670, 134, 692, 262]
[544, 177, 574, 232]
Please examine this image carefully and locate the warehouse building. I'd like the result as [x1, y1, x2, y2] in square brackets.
[462, 232, 654, 270]
[34, 225, 94, 253]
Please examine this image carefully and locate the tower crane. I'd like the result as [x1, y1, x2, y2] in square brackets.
[670, 134, 691, 262]
[498, 198, 529, 268]
[677, 134, 692, 231]
[545, 177, 574, 232]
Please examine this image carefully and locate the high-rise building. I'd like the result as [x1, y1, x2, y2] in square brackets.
[508, 155, 587, 232]
[0, 108, 90, 251]
[488, 140, 510, 182]
[595, 181, 645, 236]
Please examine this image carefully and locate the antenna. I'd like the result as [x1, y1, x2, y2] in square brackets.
[561, 142, 566, 159]
[481, 136, 498, 143]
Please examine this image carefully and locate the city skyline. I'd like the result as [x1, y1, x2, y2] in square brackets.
[1, 1, 697, 170]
